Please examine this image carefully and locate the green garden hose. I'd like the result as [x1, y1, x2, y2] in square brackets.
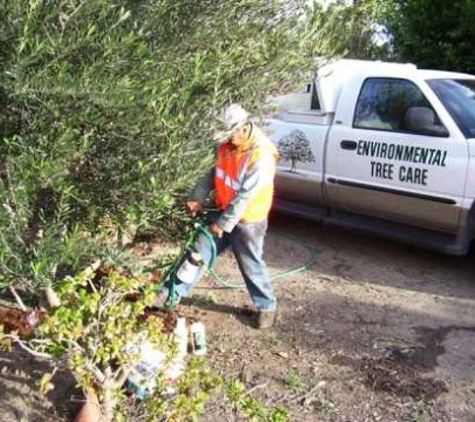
[203, 226, 318, 289]
[147, 223, 318, 294]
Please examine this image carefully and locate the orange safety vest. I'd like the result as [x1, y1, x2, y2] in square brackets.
[215, 124, 278, 223]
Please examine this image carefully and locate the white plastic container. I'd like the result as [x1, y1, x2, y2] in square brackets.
[126, 341, 166, 399]
[126, 341, 186, 399]
[190, 320, 207, 356]
[174, 315, 188, 358]
[176, 252, 203, 284]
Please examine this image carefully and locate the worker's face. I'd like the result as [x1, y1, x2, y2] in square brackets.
[230, 125, 247, 147]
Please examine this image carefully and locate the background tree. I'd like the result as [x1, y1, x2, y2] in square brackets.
[369, 0, 475, 74]
[303, 0, 387, 60]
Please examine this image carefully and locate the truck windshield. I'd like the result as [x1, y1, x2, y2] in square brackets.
[427, 79, 475, 138]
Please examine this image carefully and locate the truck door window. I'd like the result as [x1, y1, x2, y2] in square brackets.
[353, 78, 448, 137]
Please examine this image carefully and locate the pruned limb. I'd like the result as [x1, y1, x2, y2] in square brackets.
[87, 278, 98, 294]
[246, 382, 269, 395]
[3, 334, 53, 359]
[287, 384, 321, 405]
[9, 286, 27, 312]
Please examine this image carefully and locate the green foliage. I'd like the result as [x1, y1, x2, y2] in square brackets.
[268, 407, 289, 422]
[227, 379, 248, 410]
[0, 268, 225, 420]
[370, 0, 475, 74]
[227, 379, 289, 422]
[125, 357, 223, 422]
[187, 292, 220, 308]
[0, 0, 341, 299]
[304, 0, 385, 60]
[0, 177, 91, 294]
[0, 2, 354, 419]
[166, 357, 222, 420]
[282, 369, 305, 392]
[39, 269, 165, 383]
[6, 268, 221, 421]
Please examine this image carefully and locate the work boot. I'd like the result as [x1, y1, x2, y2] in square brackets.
[256, 310, 276, 329]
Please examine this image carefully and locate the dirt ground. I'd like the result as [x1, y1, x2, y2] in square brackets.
[2, 213, 475, 421]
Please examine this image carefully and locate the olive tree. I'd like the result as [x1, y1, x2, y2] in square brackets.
[0, 1, 354, 419]
[0, 0, 343, 305]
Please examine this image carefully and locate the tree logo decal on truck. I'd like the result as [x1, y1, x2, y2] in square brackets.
[277, 129, 315, 173]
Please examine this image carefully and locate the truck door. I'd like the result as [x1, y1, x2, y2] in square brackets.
[326, 77, 469, 234]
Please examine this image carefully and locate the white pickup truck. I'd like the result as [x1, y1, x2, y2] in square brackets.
[266, 59, 475, 255]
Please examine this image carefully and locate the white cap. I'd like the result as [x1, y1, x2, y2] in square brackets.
[214, 103, 249, 143]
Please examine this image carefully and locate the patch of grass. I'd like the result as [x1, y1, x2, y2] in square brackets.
[282, 369, 305, 392]
[412, 399, 430, 422]
[188, 292, 220, 308]
[315, 397, 337, 415]
[226, 379, 289, 422]
[265, 331, 281, 347]
[268, 407, 289, 422]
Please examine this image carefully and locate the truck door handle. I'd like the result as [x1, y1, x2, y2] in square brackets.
[340, 140, 357, 150]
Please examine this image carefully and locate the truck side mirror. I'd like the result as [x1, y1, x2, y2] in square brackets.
[403, 106, 449, 137]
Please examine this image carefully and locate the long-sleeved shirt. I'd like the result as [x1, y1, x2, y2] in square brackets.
[190, 128, 277, 233]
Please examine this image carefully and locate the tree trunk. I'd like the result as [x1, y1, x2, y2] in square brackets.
[101, 387, 115, 422]
[75, 389, 100, 422]
[291, 159, 296, 173]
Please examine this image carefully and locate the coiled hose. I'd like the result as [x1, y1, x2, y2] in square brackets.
[145, 223, 318, 293]
[198, 224, 318, 289]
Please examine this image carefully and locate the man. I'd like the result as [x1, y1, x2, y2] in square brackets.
[156, 104, 278, 329]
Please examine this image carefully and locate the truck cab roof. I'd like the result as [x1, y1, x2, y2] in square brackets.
[319, 59, 475, 81]
[317, 60, 475, 114]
